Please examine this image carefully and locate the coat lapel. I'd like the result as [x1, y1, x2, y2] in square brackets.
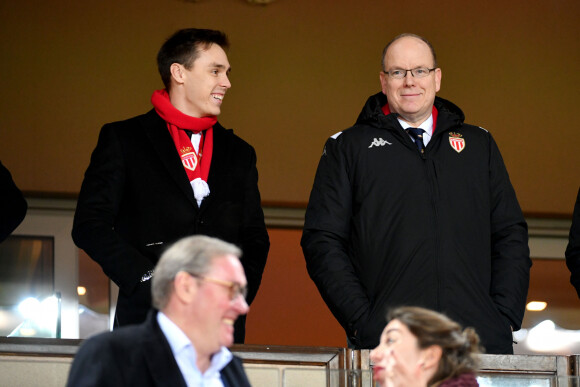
[140, 110, 198, 210]
[142, 310, 250, 387]
[141, 311, 188, 387]
[220, 357, 251, 387]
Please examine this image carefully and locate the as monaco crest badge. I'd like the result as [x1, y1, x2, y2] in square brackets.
[449, 132, 465, 153]
[181, 152, 198, 171]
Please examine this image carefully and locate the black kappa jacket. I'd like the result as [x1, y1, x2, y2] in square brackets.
[301, 92, 531, 354]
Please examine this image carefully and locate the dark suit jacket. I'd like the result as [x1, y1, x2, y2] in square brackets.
[72, 109, 269, 338]
[66, 310, 251, 387]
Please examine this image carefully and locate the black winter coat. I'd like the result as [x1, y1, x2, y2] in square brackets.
[72, 109, 269, 341]
[302, 92, 530, 354]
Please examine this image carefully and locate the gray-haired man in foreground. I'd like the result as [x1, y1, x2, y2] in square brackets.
[67, 235, 251, 387]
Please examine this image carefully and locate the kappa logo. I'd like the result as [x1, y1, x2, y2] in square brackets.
[368, 137, 392, 148]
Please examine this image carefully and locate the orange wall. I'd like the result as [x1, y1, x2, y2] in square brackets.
[1, 0, 580, 215]
[245, 228, 345, 347]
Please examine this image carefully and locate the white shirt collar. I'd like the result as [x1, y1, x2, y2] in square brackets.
[157, 311, 233, 387]
[398, 114, 434, 146]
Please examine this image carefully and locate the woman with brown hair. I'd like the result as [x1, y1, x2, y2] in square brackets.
[371, 306, 481, 387]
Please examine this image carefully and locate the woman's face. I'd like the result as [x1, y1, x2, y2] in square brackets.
[370, 319, 429, 386]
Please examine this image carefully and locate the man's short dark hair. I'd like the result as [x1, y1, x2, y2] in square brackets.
[157, 28, 229, 90]
[381, 33, 437, 72]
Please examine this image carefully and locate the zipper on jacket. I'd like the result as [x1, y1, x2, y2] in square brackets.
[419, 146, 441, 310]
[428, 159, 441, 311]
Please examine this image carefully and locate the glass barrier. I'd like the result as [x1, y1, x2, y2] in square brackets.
[0, 235, 55, 337]
[478, 373, 556, 387]
[8, 292, 61, 338]
[282, 368, 373, 387]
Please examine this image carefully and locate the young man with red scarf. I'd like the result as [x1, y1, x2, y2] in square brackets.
[72, 28, 269, 343]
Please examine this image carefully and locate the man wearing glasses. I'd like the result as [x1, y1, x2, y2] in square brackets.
[72, 28, 269, 344]
[67, 235, 251, 387]
[302, 33, 530, 354]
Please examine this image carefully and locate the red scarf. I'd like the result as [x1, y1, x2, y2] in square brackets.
[151, 89, 215, 202]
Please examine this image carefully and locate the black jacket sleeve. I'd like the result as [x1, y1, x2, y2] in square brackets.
[488, 135, 531, 331]
[221, 356, 252, 387]
[72, 124, 155, 294]
[66, 337, 126, 387]
[0, 160, 27, 243]
[301, 135, 371, 345]
[566, 186, 580, 297]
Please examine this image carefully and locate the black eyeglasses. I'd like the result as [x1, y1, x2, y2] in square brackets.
[186, 272, 247, 301]
[383, 67, 437, 79]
